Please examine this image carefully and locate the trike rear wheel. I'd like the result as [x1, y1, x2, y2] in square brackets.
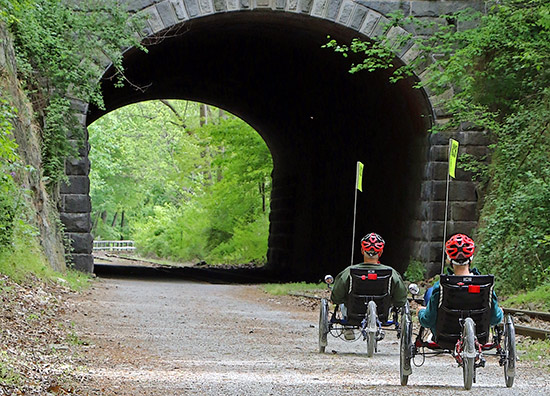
[366, 300, 377, 357]
[503, 315, 516, 387]
[318, 298, 330, 353]
[462, 317, 476, 390]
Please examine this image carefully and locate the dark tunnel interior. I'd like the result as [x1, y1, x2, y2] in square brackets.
[89, 11, 433, 281]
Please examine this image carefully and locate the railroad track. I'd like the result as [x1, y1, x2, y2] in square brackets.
[502, 307, 550, 340]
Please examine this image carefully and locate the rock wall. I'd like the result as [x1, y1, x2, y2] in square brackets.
[0, 23, 66, 272]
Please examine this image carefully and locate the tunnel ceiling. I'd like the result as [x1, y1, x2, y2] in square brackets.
[89, 10, 433, 280]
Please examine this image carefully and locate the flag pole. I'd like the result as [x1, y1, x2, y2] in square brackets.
[441, 158, 451, 274]
[441, 138, 459, 274]
[351, 161, 363, 265]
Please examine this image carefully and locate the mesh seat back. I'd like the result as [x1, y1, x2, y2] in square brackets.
[346, 268, 393, 326]
[435, 275, 494, 349]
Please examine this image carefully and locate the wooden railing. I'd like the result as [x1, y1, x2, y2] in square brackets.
[93, 240, 136, 252]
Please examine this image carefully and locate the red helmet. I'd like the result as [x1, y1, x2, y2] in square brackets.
[361, 233, 385, 257]
[445, 233, 475, 265]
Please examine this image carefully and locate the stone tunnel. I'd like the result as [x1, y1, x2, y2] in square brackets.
[60, 0, 489, 281]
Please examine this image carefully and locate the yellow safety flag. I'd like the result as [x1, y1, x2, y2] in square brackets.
[449, 139, 459, 178]
[356, 161, 364, 192]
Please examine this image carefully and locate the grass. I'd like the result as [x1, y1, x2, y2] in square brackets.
[500, 283, 550, 311]
[0, 231, 92, 291]
[0, 351, 20, 386]
[517, 338, 550, 370]
[262, 282, 327, 296]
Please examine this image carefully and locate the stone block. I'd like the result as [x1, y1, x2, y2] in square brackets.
[372, 15, 390, 38]
[432, 180, 477, 201]
[446, 221, 478, 238]
[184, 0, 201, 16]
[462, 145, 488, 158]
[274, 0, 286, 10]
[422, 241, 442, 263]
[68, 232, 93, 254]
[326, 0, 342, 21]
[69, 253, 94, 273]
[350, 5, 368, 30]
[337, 1, 355, 25]
[65, 157, 90, 176]
[170, 0, 190, 19]
[429, 145, 450, 161]
[198, 0, 213, 13]
[213, 0, 228, 10]
[429, 161, 473, 181]
[143, 5, 165, 33]
[156, 0, 179, 25]
[357, 0, 409, 18]
[429, 131, 456, 145]
[451, 202, 478, 221]
[60, 212, 92, 233]
[60, 175, 90, 195]
[300, 0, 314, 13]
[127, 0, 155, 12]
[360, 11, 381, 37]
[411, 1, 483, 18]
[62, 194, 91, 213]
[227, 0, 239, 10]
[459, 121, 485, 132]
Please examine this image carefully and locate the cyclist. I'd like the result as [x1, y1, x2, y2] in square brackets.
[331, 232, 407, 338]
[418, 233, 504, 336]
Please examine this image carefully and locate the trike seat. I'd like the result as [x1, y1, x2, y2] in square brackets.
[345, 268, 393, 326]
[435, 274, 494, 350]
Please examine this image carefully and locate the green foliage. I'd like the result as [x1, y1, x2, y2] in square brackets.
[517, 338, 550, 369]
[0, 96, 20, 251]
[2, 0, 144, 185]
[89, 101, 273, 265]
[262, 282, 326, 296]
[404, 259, 426, 283]
[501, 283, 550, 311]
[327, 0, 550, 292]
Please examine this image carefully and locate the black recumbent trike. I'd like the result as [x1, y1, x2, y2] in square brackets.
[400, 274, 517, 390]
[318, 267, 402, 357]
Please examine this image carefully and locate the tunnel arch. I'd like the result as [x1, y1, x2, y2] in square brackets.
[65, 2, 465, 280]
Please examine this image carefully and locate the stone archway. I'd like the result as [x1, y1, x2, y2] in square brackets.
[61, 1, 487, 280]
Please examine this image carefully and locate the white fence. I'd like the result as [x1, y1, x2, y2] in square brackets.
[93, 240, 136, 252]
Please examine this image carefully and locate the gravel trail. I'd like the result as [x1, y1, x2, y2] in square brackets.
[71, 276, 550, 395]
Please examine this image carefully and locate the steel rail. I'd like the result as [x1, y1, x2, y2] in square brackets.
[514, 324, 550, 340]
[502, 307, 550, 322]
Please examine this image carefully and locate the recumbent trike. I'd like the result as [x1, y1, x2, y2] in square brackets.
[400, 274, 516, 390]
[319, 267, 401, 357]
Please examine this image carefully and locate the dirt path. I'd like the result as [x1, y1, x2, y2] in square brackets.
[70, 276, 550, 395]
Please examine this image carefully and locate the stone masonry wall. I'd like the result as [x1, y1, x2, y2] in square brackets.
[61, 0, 486, 274]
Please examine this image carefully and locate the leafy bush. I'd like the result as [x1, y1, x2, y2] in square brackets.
[0, 97, 19, 251]
[327, 0, 550, 292]
[1, 0, 144, 185]
[404, 259, 426, 283]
